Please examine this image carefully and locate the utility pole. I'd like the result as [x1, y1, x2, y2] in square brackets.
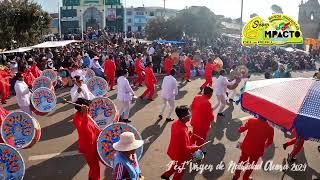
[124, 0, 127, 38]
[240, 0, 244, 30]
[103, 0, 106, 30]
[163, 0, 166, 17]
[58, 1, 61, 36]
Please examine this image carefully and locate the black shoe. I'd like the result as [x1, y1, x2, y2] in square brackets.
[159, 115, 163, 119]
[161, 175, 170, 180]
[148, 99, 154, 101]
[203, 151, 207, 156]
[122, 119, 132, 123]
[139, 96, 144, 100]
[187, 80, 191, 82]
[166, 118, 174, 122]
[229, 99, 234, 103]
[283, 144, 287, 150]
[218, 113, 225, 117]
[226, 92, 229, 97]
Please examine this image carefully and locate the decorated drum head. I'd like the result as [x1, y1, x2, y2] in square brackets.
[0, 143, 25, 180]
[89, 98, 117, 129]
[87, 77, 109, 97]
[31, 87, 56, 113]
[41, 69, 57, 82]
[1, 111, 41, 149]
[83, 68, 96, 83]
[97, 123, 143, 167]
[32, 76, 52, 91]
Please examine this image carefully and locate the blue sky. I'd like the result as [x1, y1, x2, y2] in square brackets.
[36, 0, 306, 21]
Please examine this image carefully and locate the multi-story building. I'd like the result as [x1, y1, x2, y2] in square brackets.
[298, 0, 320, 39]
[60, 0, 124, 34]
[125, 6, 177, 32]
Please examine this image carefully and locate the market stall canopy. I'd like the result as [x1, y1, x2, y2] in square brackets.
[32, 40, 81, 48]
[155, 40, 185, 45]
[0, 47, 33, 54]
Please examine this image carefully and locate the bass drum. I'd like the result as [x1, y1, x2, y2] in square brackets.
[89, 97, 119, 130]
[41, 69, 57, 82]
[1, 111, 41, 149]
[97, 123, 143, 168]
[87, 77, 109, 97]
[0, 143, 25, 180]
[31, 87, 57, 116]
[32, 76, 52, 92]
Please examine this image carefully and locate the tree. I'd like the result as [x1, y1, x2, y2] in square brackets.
[144, 17, 183, 40]
[271, 4, 283, 14]
[0, 0, 52, 49]
[250, 13, 259, 18]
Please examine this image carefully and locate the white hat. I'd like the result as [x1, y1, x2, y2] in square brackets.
[113, 132, 144, 152]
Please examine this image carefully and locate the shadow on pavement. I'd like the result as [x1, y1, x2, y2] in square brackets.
[261, 143, 276, 168]
[210, 104, 242, 142]
[25, 142, 85, 180]
[3, 103, 19, 111]
[140, 118, 170, 158]
[40, 114, 75, 142]
[281, 148, 320, 180]
[129, 99, 152, 118]
[48, 104, 74, 117]
[176, 90, 188, 100]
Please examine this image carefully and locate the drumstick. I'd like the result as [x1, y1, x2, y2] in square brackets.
[199, 140, 212, 147]
[59, 97, 81, 107]
[192, 133, 205, 140]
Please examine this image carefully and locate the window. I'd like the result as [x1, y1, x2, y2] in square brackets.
[149, 12, 155, 16]
[127, 18, 132, 23]
[136, 11, 144, 16]
[138, 26, 142, 32]
[127, 11, 132, 15]
[127, 26, 132, 32]
[61, 9, 77, 18]
[310, 12, 314, 21]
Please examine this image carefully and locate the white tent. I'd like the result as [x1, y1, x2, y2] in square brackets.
[0, 47, 33, 54]
[32, 40, 81, 48]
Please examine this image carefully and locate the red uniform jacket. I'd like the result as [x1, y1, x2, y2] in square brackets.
[184, 58, 192, 71]
[30, 64, 41, 78]
[164, 57, 173, 73]
[134, 59, 144, 74]
[23, 69, 35, 87]
[167, 120, 198, 162]
[204, 63, 218, 78]
[0, 106, 9, 143]
[190, 95, 214, 131]
[239, 118, 274, 157]
[103, 59, 116, 76]
[72, 112, 101, 154]
[144, 67, 156, 85]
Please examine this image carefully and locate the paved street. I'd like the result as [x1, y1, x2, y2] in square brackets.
[3, 71, 320, 180]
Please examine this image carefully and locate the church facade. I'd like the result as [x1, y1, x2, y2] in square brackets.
[60, 0, 124, 34]
[298, 0, 320, 39]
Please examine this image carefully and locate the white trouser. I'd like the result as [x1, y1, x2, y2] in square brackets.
[20, 106, 32, 115]
[213, 94, 226, 113]
[118, 100, 130, 119]
[159, 98, 175, 119]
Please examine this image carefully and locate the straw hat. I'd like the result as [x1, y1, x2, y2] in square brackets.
[113, 132, 144, 152]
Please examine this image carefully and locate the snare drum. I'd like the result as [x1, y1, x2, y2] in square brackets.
[87, 77, 109, 97]
[97, 123, 143, 167]
[1, 111, 41, 149]
[31, 87, 56, 116]
[89, 98, 119, 130]
[0, 143, 25, 180]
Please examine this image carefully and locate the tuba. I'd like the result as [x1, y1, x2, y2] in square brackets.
[227, 65, 249, 90]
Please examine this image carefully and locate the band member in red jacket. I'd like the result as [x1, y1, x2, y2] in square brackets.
[103, 55, 116, 90]
[133, 54, 145, 87]
[164, 54, 174, 75]
[161, 106, 201, 180]
[190, 87, 214, 147]
[283, 129, 305, 163]
[200, 59, 219, 92]
[28, 59, 41, 78]
[73, 98, 101, 180]
[140, 63, 156, 101]
[233, 118, 274, 180]
[183, 54, 193, 82]
[0, 69, 11, 104]
[21, 65, 35, 88]
[0, 106, 9, 143]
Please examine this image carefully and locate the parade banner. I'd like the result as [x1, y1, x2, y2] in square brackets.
[0, 143, 25, 180]
[41, 69, 57, 82]
[87, 77, 109, 97]
[89, 98, 118, 129]
[83, 68, 96, 83]
[107, 8, 116, 21]
[97, 123, 143, 167]
[242, 14, 303, 46]
[31, 87, 56, 113]
[1, 111, 41, 149]
[32, 76, 52, 92]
